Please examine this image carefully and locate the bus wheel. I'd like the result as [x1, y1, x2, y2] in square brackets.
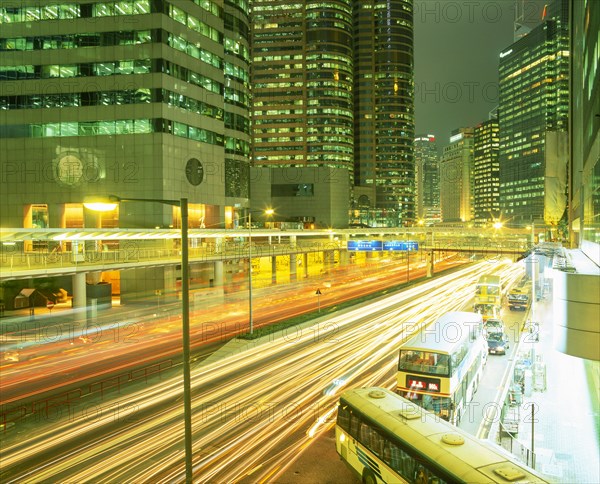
[363, 469, 377, 484]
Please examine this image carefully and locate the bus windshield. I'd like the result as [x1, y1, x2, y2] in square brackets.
[398, 350, 450, 376]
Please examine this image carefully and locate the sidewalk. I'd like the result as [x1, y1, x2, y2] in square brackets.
[495, 295, 600, 482]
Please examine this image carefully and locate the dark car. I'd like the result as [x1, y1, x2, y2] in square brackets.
[487, 332, 510, 355]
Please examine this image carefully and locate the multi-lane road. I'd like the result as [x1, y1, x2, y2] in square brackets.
[1, 259, 525, 483]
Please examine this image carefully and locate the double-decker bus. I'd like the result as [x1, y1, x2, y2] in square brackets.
[396, 311, 486, 425]
[336, 387, 552, 484]
[474, 274, 502, 319]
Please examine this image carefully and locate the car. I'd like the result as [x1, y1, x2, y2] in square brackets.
[487, 332, 510, 355]
[484, 318, 505, 334]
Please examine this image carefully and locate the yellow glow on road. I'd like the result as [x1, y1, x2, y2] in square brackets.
[0, 261, 524, 483]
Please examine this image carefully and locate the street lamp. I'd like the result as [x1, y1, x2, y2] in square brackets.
[247, 208, 274, 335]
[84, 195, 193, 483]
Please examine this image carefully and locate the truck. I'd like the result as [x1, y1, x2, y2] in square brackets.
[508, 288, 530, 311]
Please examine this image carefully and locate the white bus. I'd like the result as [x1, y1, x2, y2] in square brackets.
[397, 311, 486, 425]
[336, 387, 551, 484]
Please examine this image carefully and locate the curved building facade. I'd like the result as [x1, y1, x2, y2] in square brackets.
[250, 0, 354, 172]
[353, 0, 415, 226]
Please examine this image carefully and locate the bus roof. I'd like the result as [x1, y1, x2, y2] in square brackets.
[399, 311, 483, 355]
[476, 275, 501, 286]
[340, 387, 551, 483]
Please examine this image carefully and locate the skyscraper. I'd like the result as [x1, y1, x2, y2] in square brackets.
[440, 128, 474, 223]
[473, 118, 500, 222]
[414, 134, 439, 222]
[251, 0, 415, 227]
[498, 0, 569, 226]
[0, 1, 251, 230]
[250, 1, 354, 171]
[353, 0, 415, 226]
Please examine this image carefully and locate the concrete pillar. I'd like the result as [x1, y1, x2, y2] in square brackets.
[303, 253, 308, 278]
[290, 254, 297, 282]
[213, 260, 224, 286]
[339, 249, 348, 266]
[215, 237, 224, 253]
[271, 256, 277, 284]
[289, 235, 297, 248]
[72, 272, 87, 308]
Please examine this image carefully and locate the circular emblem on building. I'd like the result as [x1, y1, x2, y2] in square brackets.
[185, 158, 204, 186]
[56, 154, 84, 186]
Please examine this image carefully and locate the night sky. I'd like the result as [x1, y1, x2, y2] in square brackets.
[414, 0, 549, 146]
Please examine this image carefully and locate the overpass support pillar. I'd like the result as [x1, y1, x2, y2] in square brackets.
[213, 260, 224, 286]
[271, 256, 277, 284]
[72, 272, 86, 308]
[290, 254, 297, 282]
[303, 253, 308, 278]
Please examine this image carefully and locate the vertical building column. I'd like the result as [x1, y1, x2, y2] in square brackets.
[72, 272, 87, 309]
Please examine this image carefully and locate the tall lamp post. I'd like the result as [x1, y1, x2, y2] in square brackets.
[247, 208, 274, 335]
[84, 196, 193, 483]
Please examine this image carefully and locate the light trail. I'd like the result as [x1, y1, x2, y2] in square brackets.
[0, 260, 524, 483]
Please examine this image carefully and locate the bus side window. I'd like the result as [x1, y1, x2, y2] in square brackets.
[349, 412, 361, 439]
[337, 405, 351, 432]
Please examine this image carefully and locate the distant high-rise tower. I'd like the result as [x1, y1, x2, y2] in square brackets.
[440, 128, 474, 223]
[498, 0, 569, 226]
[414, 135, 439, 222]
[474, 118, 500, 222]
[353, 0, 415, 226]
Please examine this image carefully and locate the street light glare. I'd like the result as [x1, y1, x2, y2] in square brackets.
[493, 221, 503, 229]
[83, 201, 118, 212]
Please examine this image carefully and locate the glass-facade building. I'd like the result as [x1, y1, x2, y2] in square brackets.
[414, 134, 439, 222]
[251, 0, 354, 171]
[570, 0, 600, 249]
[251, 0, 414, 227]
[353, 0, 415, 226]
[0, 0, 251, 230]
[473, 119, 500, 222]
[498, 0, 569, 226]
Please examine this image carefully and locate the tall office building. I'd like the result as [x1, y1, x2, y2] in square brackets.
[498, 0, 569, 226]
[251, 1, 414, 227]
[473, 118, 500, 222]
[440, 128, 474, 223]
[353, 0, 415, 226]
[414, 134, 439, 222]
[250, 1, 354, 171]
[569, 0, 600, 248]
[0, 1, 251, 230]
[556, 0, 600, 361]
